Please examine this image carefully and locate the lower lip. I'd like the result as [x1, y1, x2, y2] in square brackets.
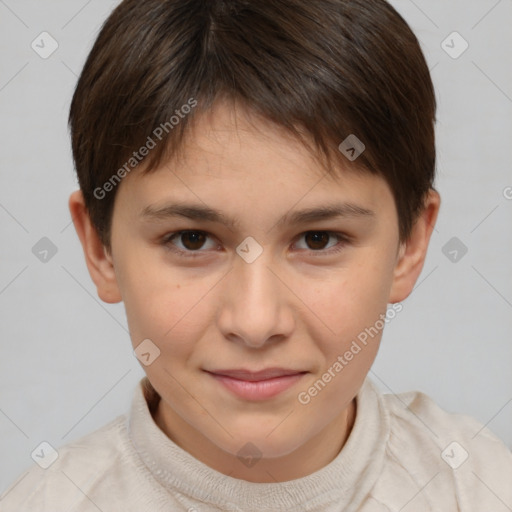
[207, 372, 306, 401]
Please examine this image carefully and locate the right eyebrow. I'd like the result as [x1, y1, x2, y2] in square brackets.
[140, 203, 240, 230]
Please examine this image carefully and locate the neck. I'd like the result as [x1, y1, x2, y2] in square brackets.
[153, 397, 357, 483]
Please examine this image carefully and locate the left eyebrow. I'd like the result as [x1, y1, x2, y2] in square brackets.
[139, 201, 375, 231]
[276, 203, 375, 229]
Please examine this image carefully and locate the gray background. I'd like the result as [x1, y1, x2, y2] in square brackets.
[1, 0, 511, 496]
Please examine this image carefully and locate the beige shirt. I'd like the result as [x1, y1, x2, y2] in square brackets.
[1, 376, 511, 511]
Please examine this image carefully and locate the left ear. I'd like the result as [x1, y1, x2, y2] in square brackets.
[389, 189, 441, 303]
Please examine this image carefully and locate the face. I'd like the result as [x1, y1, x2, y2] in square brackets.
[71, 99, 439, 482]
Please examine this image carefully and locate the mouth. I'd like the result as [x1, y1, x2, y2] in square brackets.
[204, 368, 308, 401]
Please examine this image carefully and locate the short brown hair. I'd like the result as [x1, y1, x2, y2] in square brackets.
[69, 0, 436, 250]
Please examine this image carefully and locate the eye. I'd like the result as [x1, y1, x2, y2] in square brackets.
[161, 230, 350, 258]
[162, 230, 218, 257]
[294, 231, 350, 254]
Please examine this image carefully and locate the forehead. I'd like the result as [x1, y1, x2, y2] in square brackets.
[169, 99, 329, 179]
[118, 100, 394, 222]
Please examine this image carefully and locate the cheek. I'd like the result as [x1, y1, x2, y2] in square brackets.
[295, 262, 391, 409]
[308, 261, 392, 334]
[300, 254, 396, 380]
[119, 254, 218, 358]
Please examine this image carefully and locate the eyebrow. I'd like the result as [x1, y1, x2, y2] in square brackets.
[140, 201, 375, 230]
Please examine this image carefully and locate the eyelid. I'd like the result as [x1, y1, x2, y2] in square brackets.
[161, 229, 351, 257]
[162, 230, 220, 255]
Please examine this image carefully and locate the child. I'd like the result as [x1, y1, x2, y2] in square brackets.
[2, 0, 511, 510]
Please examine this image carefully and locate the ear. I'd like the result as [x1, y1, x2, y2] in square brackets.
[389, 189, 441, 303]
[68, 190, 122, 304]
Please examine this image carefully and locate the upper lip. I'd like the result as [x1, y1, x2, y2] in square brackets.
[206, 368, 306, 381]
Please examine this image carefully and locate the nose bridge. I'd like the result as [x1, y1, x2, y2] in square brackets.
[236, 252, 277, 305]
[220, 249, 292, 346]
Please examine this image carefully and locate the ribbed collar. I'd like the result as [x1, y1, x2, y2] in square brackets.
[128, 376, 389, 511]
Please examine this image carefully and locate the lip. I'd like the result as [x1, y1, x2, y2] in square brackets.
[205, 368, 307, 401]
[207, 367, 305, 381]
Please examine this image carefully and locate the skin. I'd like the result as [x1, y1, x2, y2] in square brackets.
[69, 99, 440, 483]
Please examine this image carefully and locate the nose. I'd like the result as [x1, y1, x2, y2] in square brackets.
[217, 252, 295, 349]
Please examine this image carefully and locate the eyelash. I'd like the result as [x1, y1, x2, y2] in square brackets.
[160, 230, 351, 258]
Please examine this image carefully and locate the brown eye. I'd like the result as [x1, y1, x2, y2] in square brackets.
[294, 231, 350, 255]
[180, 231, 207, 250]
[304, 231, 331, 250]
[163, 230, 217, 255]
